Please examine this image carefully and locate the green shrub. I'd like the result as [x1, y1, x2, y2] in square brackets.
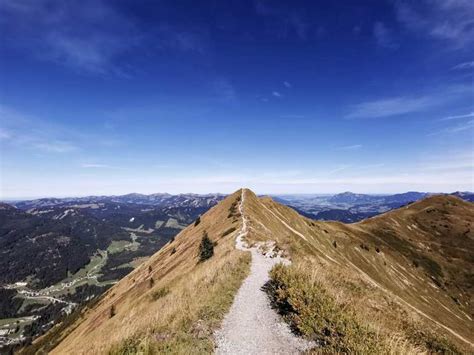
[359, 243, 370, 251]
[199, 232, 214, 262]
[403, 322, 460, 354]
[228, 201, 240, 218]
[110, 305, 116, 318]
[267, 264, 385, 353]
[222, 227, 237, 238]
[150, 287, 170, 301]
[194, 216, 201, 227]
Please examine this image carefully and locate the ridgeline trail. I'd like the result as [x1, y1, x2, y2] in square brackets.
[214, 189, 314, 354]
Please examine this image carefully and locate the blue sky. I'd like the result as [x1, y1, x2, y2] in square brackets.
[0, 0, 473, 198]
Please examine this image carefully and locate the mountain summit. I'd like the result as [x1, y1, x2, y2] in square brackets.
[31, 189, 474, 354]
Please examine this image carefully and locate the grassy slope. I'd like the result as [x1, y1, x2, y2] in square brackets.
[33, 190, 474, 354]
[30, 190, 250, 354]
[242, 191, 473, 353]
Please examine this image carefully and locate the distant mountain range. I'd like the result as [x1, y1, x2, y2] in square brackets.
[327, 191, 427, 204]
[274, 191, 474, 223]
[13, 192, 225, 210]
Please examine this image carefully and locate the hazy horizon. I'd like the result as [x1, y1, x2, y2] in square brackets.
[3, 188, 473, 202]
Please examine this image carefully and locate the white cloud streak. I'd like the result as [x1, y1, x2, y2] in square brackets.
[0, 0, 209, 74]
[0, 0, 140, 74]
[452, 61, 474, 70]
[336, 144, 362, 151]
[395, 0, 474, 49]
[439, 112, 474, 121]
[0, 104, 122, 154]
[346, 96, 435, 119]
[81, 163, 115, 169]
[346, 85, 471, 119]
[33, 141, 78, 153]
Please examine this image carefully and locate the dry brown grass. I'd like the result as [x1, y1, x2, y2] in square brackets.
[108, 251, 250, 354]
[267, 261, 461, 354]
[242, 191, 473, 353]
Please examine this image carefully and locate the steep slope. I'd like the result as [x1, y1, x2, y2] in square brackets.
[1, 197, 223, 351]
[31, 189, 474, 354]
[27, 191, 251, 354]
[356, 195, 473, 314]
[242, 192, 473, 352]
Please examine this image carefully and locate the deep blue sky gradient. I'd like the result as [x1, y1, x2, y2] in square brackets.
[1, 0, 473, 197]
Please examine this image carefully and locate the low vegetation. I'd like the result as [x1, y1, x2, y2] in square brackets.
[359, 243, 370, 251]
[221, 227, 237, 237]
[150, 287, 170, 301]
[266, 261, 462, 354]
[402, 321, 460, 354]
[109, 305, 116, 318]
[247, 193, 472, 353]
[194, 216, 201, 226]
[227, 197, 241, 219]
[109, 252, 251, 354]
[267, 264, 387, 353]
[198, 232, 214, 262]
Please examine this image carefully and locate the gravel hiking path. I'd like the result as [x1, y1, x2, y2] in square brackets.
[214, 190, 314, 354]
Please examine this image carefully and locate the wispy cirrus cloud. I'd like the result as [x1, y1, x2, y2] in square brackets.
[429, 119, 474, 136]
[417, 150, 473, 173]
[254, 0, 313, 40]
[156, 24, 210, 54]
[81, 163, 116, 169]
[336, 144, 362, 151]
[280, 114, 305, 119]
[0, 104, 122, 153]
[444, 119, 474, 133]
[373, 22, 399, 49]
[0, 0, 141, 74]
[33, 141, 78, 153]
[452, 61, 474, 70]
[212, 78, 237, 103]
[327, 165, 352, 175]
[0, 0, 209, 75]
[0, 127, 78, 153]
[272, 91, 282, 97]
[346, 95, 435, 119]
[346, 85, 471, 119]
[430, 110, 474, 135]
[283, 81, 292, 88]
[395, 0, 474, 49]
[0, 128, 12, 140]
[0, 105, 78, 153]
[439, 112, 474, 121]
